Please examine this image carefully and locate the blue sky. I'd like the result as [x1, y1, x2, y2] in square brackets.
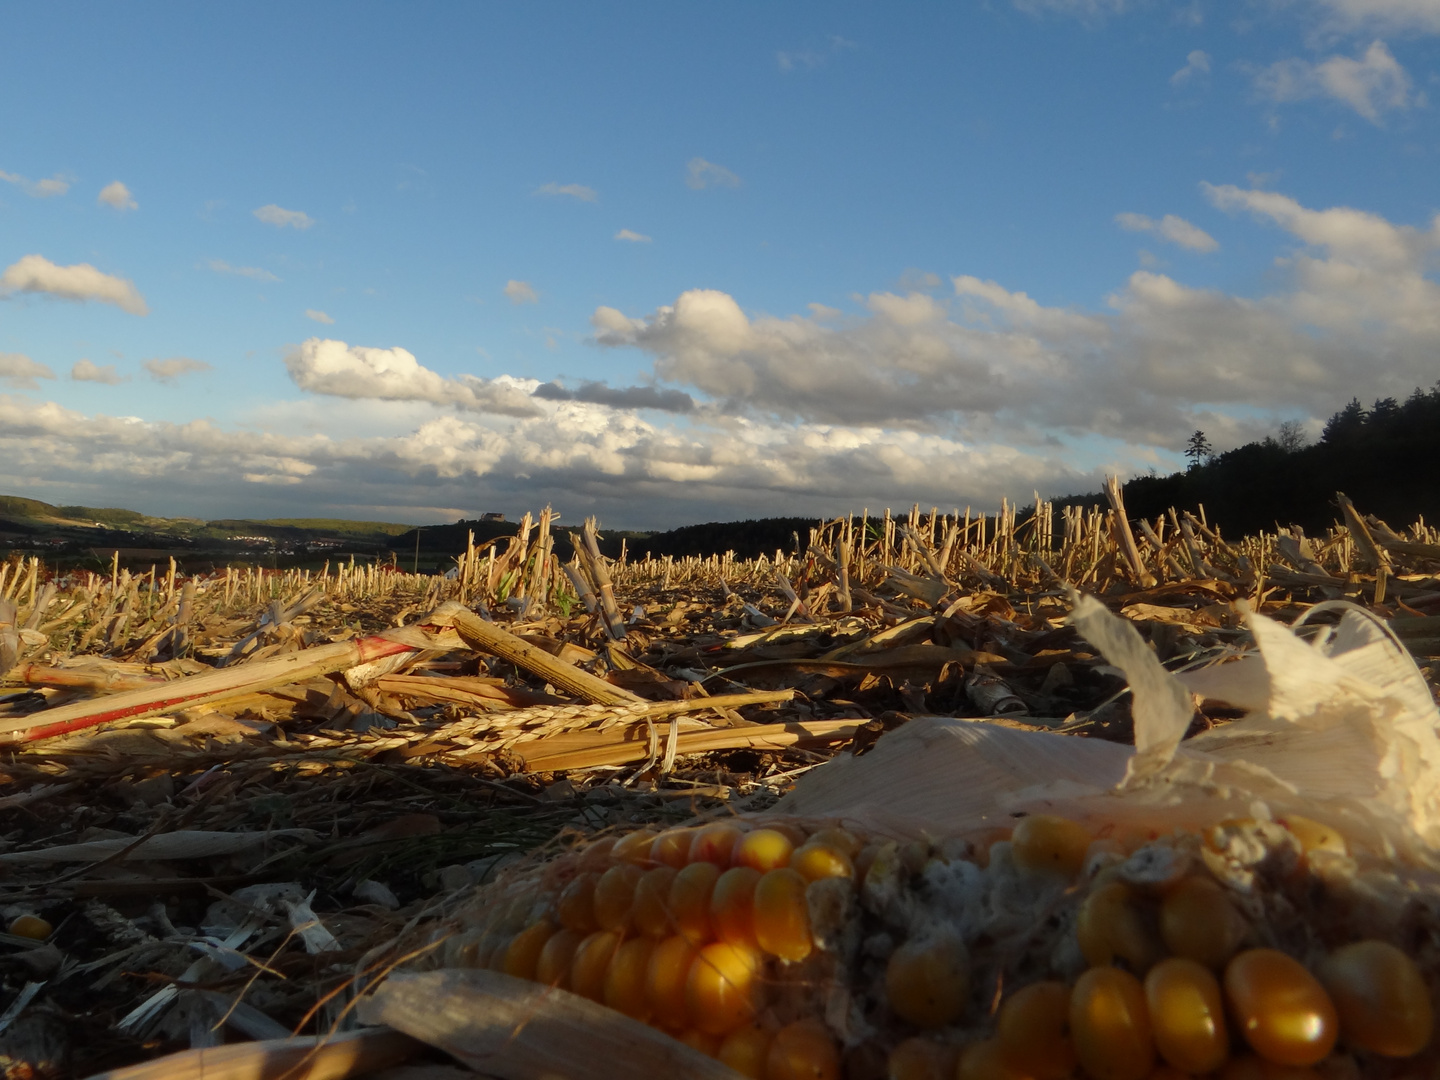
[3, 1, 1439, 528]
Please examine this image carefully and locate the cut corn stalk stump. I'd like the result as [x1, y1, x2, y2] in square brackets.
[0, 488, 1437, 1076]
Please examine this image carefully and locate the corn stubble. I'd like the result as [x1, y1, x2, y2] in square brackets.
[429, 811, 1438, 1079]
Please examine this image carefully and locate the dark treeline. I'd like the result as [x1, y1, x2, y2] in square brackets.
[636, 518, 822, 560]
[391, 516, 822, 562]
[1102, 382, 1440, 536]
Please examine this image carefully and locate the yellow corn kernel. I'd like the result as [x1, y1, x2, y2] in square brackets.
[685, 941, 763, 1035]
[954, 1039, 1032, 1080]
[1319, 939, 1433, 1058]
[611, 828, 659, 865]
[807, 826, 862, 858]
[500, 918, 556, 981]
[670, 860, 722, 944]
[1276, 815, 1346, 859]
[753, 867, 813, 962]
[690, 822, 745, 866]
[718, 1023, 774, 1079]
[603, 935, 656, 1020]
[1076, 881, 1163, 974]
[1159, 875, 1246, 970]
[884, 931, 969, 1029]
[885, 1036, 955, 1080]
[790, 843, 855, 883]
[1224, 948, 1337, 1067]
[996, 981, 1077, 1080]
[733, 828, 795, 873]
[1071, 966, 1155, 1080]
[766, 1019, 841, 1080]
[6, 915, 52, 940]
[594, 863, 645, 933]
[485, 933, 514, 972]
[759, 820, 809, 848]
[569, 929, 621, 1001]
[556, 871, 600, 933]
[647, 934, 700, 1030]
[575, 835, 617, 870]
[651, 827, 697, 868]
[1144, 957, 1229, 1075]
[1011, 814, 1092, 878]
[676, 1028, 722, 1057]
[535, 926, 585, 989]
[711, 866, 762, 949]
[633, 864, 679, 937]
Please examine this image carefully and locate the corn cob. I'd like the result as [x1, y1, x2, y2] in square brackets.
[430, 810, 1439, 1080]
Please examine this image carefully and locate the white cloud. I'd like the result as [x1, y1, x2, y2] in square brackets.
[1304, 0, 1440, 35]
[253, 204, 315, 229]
[283, 338, 544, 418]
[686, 158, 742, 190]
[1255, 40, 1412, 123]
[305, 309, 335, 324]
[0, 393, 1104, 528]
[1114, 212, 1220, 252]
[207, 259, 280, 282]
[615, 229, 652, 243]
[590, 186, 1440, 455]
[71, 359, 126, 385]
[97, 181, 137, 211]
[1, 254, 148, 315]
[534, 182, 598, 202]
[504, 279, 539, 305]
[0, 169, 71, 198]
[1170, 50, 1212, 85]
[0, 353, 55, 388]
[143, 357, 212, 383]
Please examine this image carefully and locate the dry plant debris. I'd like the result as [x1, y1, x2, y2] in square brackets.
[0, 496, 1437, 1077]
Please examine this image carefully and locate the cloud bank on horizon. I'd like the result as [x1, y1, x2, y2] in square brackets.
[1, 2, 1438, 527]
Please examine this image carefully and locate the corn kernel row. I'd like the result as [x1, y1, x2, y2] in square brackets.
[435, 811, 1438, 1080]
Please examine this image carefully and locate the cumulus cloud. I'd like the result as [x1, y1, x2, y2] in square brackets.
[504, 279, 539, 305]
[590, 186, 1440, 454]
[207, 259, 280, 282]
[686, 158, 742, 190]
[283, 338, 544, 418]
[0, 353, 55, 388]
[1170, 50, 1211, 85]
[532, 380, 695, 413]
[253, 204, 314, 229]
[143, 357, 212, 383]
[615, 229, 652, 243]
[1114, 212, 1219, 252]
[97, 181, 137, 211]
[1, 254, 148, 315]
[71, 359, 126, 385]
[534, 182, 598, 202]
[0, 393, 1104, 528]
[305, 309, 335, 324]
[1255, 40, 1412, 123]
[0, 169, 70, 198]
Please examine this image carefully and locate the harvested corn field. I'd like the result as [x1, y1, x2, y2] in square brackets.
[2, 493, 1440, 1079]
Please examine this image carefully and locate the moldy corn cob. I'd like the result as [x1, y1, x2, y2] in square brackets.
[431, 807, 1439, 1079]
